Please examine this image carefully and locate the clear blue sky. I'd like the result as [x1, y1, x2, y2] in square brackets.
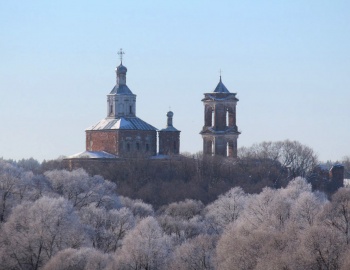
[1, 0, 349, 162]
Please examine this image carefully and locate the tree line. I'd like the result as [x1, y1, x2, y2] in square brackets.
[1, 147, 350, 269]
[36, 140, 329, 208]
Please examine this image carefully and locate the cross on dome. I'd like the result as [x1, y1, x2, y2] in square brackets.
[117, 48, 125, 63]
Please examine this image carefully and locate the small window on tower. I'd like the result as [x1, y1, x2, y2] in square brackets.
[146, 144, 149, 152]
[211, 109, 214, 128]
[129, 106, 132, 114]
[127, 143, 130, 152]
[136, 143, 140, 150]
[173, 141, 176, 151]
[226, 108, 229, 127]
[110, 105, 113, 115]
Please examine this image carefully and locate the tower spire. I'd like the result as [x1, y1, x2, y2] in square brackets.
[115, 49, 127, 86]
[117, 48, 125, 64]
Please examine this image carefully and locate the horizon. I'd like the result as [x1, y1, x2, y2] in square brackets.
[1, 1, 349, 162]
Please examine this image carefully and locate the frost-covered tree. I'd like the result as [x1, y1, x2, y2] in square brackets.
[79, 205, 111, 252]
[204, 187, 246, 233]
[156, 199, 205, 242]
[43, 248, 112, 270]
[321, 187, 350, 244]
[45, 169, 119, 209]
[0, 196, 86, 270]
[291, 191, 326, 228]
[0, 168, 22, 222]
[16, 157, 41, 173]
[299, 225, 347, 270]
[159, 199, 204, 220]
[254, 220, 308, 270]
[119, 196, 154, 218]
[0, 160, 37, 222]
[216, 223, 265, 270]
[157, 214, 205, 243]
[238, 178, 315, 232]
[280, 176, 312, 200]
[238, 187, 276, 231]
[28, 174, 52, 201]
[79, 205, 135, 253]
[168, 234, 217, 270]
[114, 216, 172, 270]
[108, 207, 136, 246]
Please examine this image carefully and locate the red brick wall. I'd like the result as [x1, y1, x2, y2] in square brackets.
[86, 130, 157, 157]
[86, 130, 119, 154]
[118, 130, 157, 157]
[159, 131, 180, 155]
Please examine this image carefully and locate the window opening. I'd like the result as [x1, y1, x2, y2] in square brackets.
[211, 109, 214, 128]
[226, 141, 229, 157]
[226, 108, 229, 127]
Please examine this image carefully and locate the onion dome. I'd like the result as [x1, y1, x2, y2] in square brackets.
[116, 63, 127, 74]
[167, 111, 174, 118]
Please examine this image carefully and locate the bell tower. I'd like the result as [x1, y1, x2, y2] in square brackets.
[200, 76, 240, 158]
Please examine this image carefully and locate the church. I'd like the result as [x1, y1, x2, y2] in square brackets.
[69, 49, 180, 159]
[68, 50, 240, 160]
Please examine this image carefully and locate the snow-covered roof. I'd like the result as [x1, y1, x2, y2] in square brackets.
[317, 164, 329, 171]
[150, 154, 183, 160]
[86, 117, 158, 131]
[332, 164, 344, 168]
[160, 126, 180, 132]
[110, 84, 133, 95]
[68, 151, 117, 159]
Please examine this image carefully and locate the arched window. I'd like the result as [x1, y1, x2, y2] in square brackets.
[127, 143, 130, 152]
[136, 142, 140, 150]
[211, 109, 214, 128]
[226, 108, 229, 127]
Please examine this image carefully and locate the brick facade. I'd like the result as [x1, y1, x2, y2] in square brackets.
[159, 131, 180, 155]
[86, 130, 119, 154]
[86, 129, 157, 157]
